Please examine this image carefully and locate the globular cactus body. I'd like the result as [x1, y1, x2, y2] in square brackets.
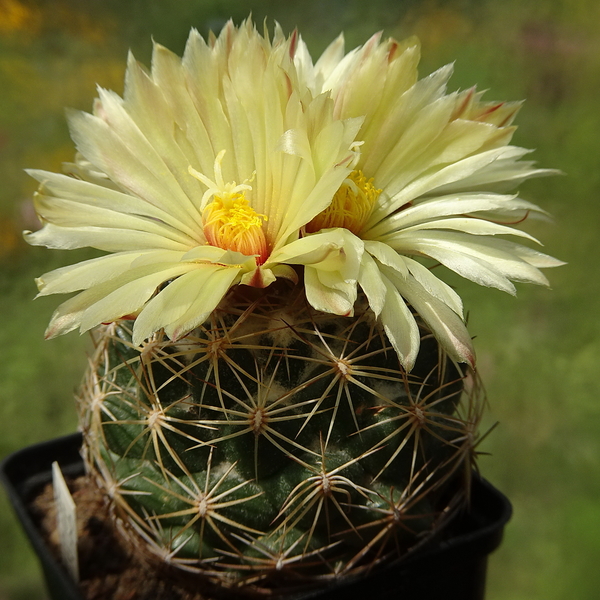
[78, 284, 482, 595]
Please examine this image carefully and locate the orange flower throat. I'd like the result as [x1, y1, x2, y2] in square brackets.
[202, 192, 268, 264]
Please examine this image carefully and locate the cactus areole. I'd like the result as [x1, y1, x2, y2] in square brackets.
[25, 17, 562, 598]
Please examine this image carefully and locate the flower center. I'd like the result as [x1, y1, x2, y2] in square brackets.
[306, 170, 381, 235]
[189, 151, 269, 264]
[202, 192, 268, 263]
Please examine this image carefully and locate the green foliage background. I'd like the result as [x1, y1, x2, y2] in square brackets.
[1, 1, 598, 598]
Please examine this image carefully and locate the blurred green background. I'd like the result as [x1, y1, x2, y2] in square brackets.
[0, 0, 598, 598]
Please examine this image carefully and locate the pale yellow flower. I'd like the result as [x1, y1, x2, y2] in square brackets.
[293, 33, 564, 369]
[26, 20, 362, 346]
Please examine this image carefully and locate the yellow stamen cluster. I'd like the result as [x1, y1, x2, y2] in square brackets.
[306, 170, 381, 235]
[202, 192, 268, 263]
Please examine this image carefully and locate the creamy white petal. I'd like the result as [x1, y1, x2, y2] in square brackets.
[24, 223, 187, 252]
[391, 232, 551, 291]
[26, 169, 192, 230]
[302, 33, 345, 94]
[417, 232, 552, 285]
[239, 266, 278, 288]
[35, 250, 183, 296]
[45, 262, 196, 338]
[371, 93, 457, 189]
[351, 45, 421, 170]
[270, 228, 363, 273]
[181, 245, 256, 267]
[375, 119, 513, 202]
[431, 157, 559, 196]
[382, 266, 474, 366]
[403, 257, 463, 316]
[61, 155, 122, 191]
[271, 109, 363, 250]
[79, 263, 199, 333]
[357, 253, 387, 317]
[150, 43, 216, 178]
[378, 271, 420, 371]
[275, 229, 364, 316]
[387, 217, 541, 244]
[490, 238, 566, 269]
[31, 193, 198, 247]
[119, 54, 207, 206]
[304, 267, 357, 316]
[367, 146, 539, 226]
[132, 265, 242, 344]
[363, 240, 409, 278]
[166, 268, 246, 341]
[25, 223, 191, 253]
[67, 109, 202, 229]
[364, 192, 544, 239]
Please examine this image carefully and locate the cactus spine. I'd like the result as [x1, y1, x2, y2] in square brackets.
[78, 282, 483, 595]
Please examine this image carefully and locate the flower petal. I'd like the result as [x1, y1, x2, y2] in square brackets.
[364, 192, 544, 240]
[35, 250, 184, 296]
[367, 146, 547, 227]
[403, 257, 463, 316]
[31, 192, 198, 248]
[274, 229, 364, 316]
[67, 108, 202, 229]
[25, 222, 191, 253]
[382, 266, 474, 367]
[304, 267, 357, 316]
[26, 169, 192, 231]
[377, 271, 420, 371]
[132, 265, 242, 344]
[79, 264, 199, 334]
[363, 240, 409, 278]
[391, 231, 554, 292]
[45, 262, 196, 339]
[357, 253, 386, 317]
[119, 52, 208, 207]
[388, 216, 542, 244]
[271, 228, 363, 274]
[491, 238, 566, 269]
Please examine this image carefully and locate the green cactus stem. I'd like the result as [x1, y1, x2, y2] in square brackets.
[78, 282, 483, 596]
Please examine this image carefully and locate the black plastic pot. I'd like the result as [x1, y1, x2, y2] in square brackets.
[1, 433, 512, 600]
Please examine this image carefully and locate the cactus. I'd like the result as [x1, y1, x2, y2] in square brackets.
[26, 17, 561, 599]
[78, 282, 482, 594]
